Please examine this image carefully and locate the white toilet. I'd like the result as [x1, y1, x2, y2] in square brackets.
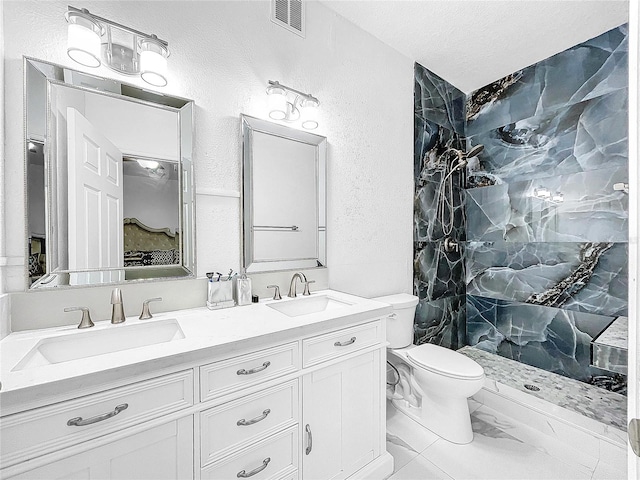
[374, 293, 485, 445]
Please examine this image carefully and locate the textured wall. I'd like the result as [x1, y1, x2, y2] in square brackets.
[413, 24, 629, 394]
[2, 1, 413, 331]
[0, 0, 8, 339]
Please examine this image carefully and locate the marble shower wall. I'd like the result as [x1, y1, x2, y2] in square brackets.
[464, 24, 629, 392]
[414, 64, 466, 349]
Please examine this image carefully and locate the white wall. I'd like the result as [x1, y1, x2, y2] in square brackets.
[2, 1, 413, 331]
[123, 175, 179, 233]
[0, 0, 9, 339]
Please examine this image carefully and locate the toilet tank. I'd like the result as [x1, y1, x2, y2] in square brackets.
[373, 293, 419, 348]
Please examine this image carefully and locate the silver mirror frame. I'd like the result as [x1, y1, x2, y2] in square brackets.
[241, 115, 327, 273]
[24, 57, 196, 289]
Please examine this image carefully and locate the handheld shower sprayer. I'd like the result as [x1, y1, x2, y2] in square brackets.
[466, 144, 484, 158]
[437, 143, 485, 236]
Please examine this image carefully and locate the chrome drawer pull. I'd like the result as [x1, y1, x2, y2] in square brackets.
[305, 424, 313, 455]
[237, 361, 271, 375]
[67, 403, 128, 427]
[237, 409, 271, 426]
[334, 336, 356, 347]
[237, 457, 270, 477]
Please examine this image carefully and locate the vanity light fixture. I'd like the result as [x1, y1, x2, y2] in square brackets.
[65, 6, 170, 87]
[266, 80, 320, 130]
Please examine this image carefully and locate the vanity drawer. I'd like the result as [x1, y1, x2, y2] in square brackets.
[200, 342, 299, 402]
[201, 426, 298, 480]
[302, 321, 382, 367]
[201, 379, 298, 466]
[0, 369, 193, 468]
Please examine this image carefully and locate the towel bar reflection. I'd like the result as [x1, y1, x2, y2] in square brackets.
[253, 225, 299, 231]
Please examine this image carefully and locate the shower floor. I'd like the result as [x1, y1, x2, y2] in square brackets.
[457, 346, 626, 431]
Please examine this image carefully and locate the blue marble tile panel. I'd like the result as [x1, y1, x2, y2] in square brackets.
[466, 295, 621, 386]
[465, 167, 628, 242]
[466, 242, 628, 317]
[466, 89, 628, 187]
[415, 294, 466, 350]
[414, 115, 466, 241]
[466, 24, 628, 136]
[415, 62, 466, 133]
[414, 241, 465, 301]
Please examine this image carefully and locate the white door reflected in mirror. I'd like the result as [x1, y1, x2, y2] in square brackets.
[67, 108, 124, 285]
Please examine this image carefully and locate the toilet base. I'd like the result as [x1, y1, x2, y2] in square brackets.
[391, 392, 474, 445]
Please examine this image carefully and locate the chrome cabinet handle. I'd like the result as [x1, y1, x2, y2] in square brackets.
[334, 336, 356, 347]
[305, 424, 313, 455]
[67, 403, 128, 426]
[237, 409, 271, 426]
[237, 457, 270, 477]
[237, 361, 271, 375]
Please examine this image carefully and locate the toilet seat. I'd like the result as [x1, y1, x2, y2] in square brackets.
[406, 344, 485, 380]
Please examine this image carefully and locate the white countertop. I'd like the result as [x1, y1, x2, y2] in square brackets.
[0, 290, 391, 414]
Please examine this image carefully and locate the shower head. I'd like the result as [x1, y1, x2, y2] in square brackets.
[466, 144, 484, 158]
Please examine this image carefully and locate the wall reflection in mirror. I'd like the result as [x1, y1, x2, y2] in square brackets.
[25, 58, 195, 289]
[241, 115, 326, 273]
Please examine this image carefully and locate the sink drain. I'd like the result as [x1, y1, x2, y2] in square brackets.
[524, 384, 540, 391]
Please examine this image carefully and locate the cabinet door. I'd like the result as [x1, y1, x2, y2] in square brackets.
[8, 417, 193, 480]
[302, 350, 380, 480]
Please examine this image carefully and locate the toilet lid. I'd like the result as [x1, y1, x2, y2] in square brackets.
[406, 344, 485, 379]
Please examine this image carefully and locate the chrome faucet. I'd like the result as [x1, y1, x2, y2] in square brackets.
[64, 306, 95, 329]
[110, 288, 126, 324]
[288, 272, 307, 298]
[139, 297, 162, 320]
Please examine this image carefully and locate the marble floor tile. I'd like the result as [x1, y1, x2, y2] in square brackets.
[387, 402, 603, 480]
[472, 406, 598, 474]
[389, 454, 453, 480]
[386, 401, 440, 473]
[590, 459, 626, 480]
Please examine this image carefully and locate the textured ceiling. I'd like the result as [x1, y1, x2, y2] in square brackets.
[320, 0, 629, 93]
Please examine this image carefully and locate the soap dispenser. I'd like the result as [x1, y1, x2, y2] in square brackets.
[235, 274, 252, 306]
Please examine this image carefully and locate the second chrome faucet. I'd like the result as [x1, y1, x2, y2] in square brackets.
[287, 272, 315, 298]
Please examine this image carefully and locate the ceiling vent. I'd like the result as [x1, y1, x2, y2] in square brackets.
[271, 0, 305, 37]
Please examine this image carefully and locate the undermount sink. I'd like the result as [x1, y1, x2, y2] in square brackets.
[12, 319, 185, 371]
[267, 295, 353, 317]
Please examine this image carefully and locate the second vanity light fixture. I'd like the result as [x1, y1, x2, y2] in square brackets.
[65, 6, 170, 87]
[266, 80, 320, 130]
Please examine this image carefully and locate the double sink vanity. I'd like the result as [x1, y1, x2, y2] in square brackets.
[0, 290, 393, 479]
[4, 57, 392, 479]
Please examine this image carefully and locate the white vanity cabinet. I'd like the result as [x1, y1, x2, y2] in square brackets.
[302, 350, 381, 480]
[7, 416, 194, 480]
[1, 314, 390, 480]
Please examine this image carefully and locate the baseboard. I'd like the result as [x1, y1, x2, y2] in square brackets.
[349, 452, 394, 480]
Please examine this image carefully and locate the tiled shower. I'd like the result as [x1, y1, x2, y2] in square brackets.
[414, 24, 629, 395]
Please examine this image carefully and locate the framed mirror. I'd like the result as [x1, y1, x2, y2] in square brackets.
[241, 115, 327, 273]
[25, 57, 195, 289]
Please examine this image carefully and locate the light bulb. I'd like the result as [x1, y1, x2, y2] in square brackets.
[140, 36, 169, 87]
[66, 12, 102, 68]
[301, 98, 319, 130]
[137, 159, 159, 170]
[267, 86, 287, 120]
